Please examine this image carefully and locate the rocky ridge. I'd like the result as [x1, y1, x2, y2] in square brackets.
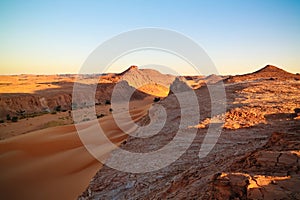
[79, 65, 300, 200]
[0, 66, 175, 119]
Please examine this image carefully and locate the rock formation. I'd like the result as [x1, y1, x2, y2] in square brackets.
[225, 65, 300, 83]
[79, 65, 300, 199]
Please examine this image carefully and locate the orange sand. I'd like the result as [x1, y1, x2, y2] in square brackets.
[137, 84, 169, 97]
[0, 104, 150, 199]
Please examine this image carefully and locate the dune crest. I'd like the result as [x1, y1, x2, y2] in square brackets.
[0, 103, 151, 199]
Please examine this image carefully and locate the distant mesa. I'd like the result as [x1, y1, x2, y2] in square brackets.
[119, 65, 176, 97]
[225, 65, 300, 83]
[252, 65, 290, 74]
[128, 65, 138, 70]
[118, 65, 138, 76]
[1, 64, 299, 119]
[120, 65, 175, 88]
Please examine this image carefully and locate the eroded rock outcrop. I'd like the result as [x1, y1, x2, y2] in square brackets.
[209, 131, 300, 199]
[79, 71, 300, 200]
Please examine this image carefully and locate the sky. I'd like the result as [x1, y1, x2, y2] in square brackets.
[0, 0, 299, 75]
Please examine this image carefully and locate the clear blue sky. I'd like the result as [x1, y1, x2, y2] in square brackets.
[0, 0, 299, 75]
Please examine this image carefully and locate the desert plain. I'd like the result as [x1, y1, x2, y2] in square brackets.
[0, 65, 300, 199]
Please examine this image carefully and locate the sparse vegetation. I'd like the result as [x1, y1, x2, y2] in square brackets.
[6, 114, 11, 121]
[105, 100, 111, 105]
[153, 97, 161, 102]
[0, 119, 4, 123]
[24, 111, 49, 118]
[16, 110, 26, 119]
[16, 110, 26, 116]
[11, 116, 18, 122]
[55, 105, 62, 112]
[109, 108, 113, 112]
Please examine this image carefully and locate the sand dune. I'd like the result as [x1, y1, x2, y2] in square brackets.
[2, 65, 299, 199]
[0, 103, 151, 199]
